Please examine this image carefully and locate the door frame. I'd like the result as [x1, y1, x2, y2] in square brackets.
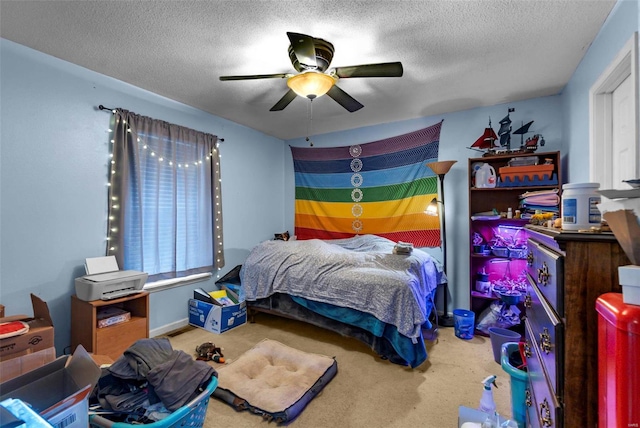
[589, 32, 639, 188]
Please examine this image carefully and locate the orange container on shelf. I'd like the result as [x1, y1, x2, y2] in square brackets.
[498, 164, 554, 182]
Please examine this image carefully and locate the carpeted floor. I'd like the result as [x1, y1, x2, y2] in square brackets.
[166, 312, 514, 427]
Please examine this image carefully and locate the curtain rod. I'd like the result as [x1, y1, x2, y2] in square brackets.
[98, 105, 224, 142]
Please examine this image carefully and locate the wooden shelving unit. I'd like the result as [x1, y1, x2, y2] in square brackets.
[71, 291, 149, 360]
[468, 151, 561, 329]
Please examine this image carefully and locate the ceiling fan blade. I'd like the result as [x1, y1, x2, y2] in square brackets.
[333, 62, 403, 78]
[326, 85, 364, 112]
[287, 32, 317, 69]
[220, 73, 290, 81]
[269, 89, 298, 111]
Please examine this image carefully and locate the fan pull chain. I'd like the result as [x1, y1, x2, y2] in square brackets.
[306, 99, 314, 146]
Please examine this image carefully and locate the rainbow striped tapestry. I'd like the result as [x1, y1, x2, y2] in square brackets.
[291, 121, 443, 247]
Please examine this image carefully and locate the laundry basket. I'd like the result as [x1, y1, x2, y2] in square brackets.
[89, 376, 218, 428]
[500, 343, 527, 428]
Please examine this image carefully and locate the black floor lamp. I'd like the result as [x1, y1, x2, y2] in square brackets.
[426, 160, 457, 327]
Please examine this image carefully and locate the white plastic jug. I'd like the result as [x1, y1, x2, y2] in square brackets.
[476, 163, 497, 188]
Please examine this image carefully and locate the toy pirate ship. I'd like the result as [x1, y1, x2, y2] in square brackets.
[470, 108, 545, 156]
[512, 120, 545, 152]
[469, 117, 499, 153]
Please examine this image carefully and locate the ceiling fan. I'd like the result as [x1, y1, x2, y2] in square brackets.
[219, 32, 403, 113]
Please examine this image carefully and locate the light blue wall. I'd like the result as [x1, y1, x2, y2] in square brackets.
[562, 0, 638, 182]
[0, 39, 285, 355]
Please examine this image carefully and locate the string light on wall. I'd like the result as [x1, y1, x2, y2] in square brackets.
[106, 115, 118, 253]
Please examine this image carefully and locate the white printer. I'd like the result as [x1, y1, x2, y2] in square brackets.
[75, 256, 148, 301]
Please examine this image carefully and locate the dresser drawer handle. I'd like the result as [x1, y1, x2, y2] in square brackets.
[539, 328, 552, 354]
[524, 340, 532, 359]
[525, 389, 532, 407]
[524, 294, 532, 308]
[527, 251, 534, 266]
[540, 398, 553, 427]
[537, 262, 550, 286]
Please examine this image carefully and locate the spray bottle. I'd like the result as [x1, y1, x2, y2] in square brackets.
[479, 375, 498, 414]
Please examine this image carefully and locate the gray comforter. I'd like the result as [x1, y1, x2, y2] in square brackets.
[240, 234, 445, 340]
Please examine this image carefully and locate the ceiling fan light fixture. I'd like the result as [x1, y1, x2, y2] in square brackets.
[287, 72, 335, 99]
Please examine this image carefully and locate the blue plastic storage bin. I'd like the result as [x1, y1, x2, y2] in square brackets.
[89, 376, 218, 428]
[500, 342, 527, 428]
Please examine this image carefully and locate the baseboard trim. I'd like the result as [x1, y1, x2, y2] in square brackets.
[150, 318, 189, 337]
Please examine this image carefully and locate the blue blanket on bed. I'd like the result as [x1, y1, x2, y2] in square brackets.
[290, 295, 435, 367]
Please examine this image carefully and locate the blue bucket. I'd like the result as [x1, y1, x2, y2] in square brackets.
[453, 309, 475, 340]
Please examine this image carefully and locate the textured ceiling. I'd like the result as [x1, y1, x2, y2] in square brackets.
[0, 0, 616, 140]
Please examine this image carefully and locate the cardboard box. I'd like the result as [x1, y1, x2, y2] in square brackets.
[0, 346, 56, 383]
[598, 192, 640, 305]
[0, 345, 101, 428]
[0, 294, 54, 359]
[598, 190, 640, 263]
[188, 295, 247, 334]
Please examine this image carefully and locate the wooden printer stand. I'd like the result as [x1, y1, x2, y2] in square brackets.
[71, 291, 149, 361]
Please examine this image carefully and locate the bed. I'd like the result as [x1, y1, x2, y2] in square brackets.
[239, 234, 446, 367]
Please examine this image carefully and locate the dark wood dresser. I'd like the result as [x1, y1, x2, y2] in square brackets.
[523, 225, 630, 427]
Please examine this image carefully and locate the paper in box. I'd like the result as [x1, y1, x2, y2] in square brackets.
[598, 189, 640, 264]
[598, 189, 640, 305]
[0, 344, 101, 428]
[0, 397, 54, 427]
[188, 293, 247, 334]
[0, 294, 54, 359]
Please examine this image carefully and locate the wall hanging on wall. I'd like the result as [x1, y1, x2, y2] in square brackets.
[291, 120, 443, 247]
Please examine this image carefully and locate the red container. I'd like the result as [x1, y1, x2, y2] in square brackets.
[596, 292, 640, 428]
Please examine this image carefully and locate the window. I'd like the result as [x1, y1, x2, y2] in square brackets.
[107, 109, 224, 282]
